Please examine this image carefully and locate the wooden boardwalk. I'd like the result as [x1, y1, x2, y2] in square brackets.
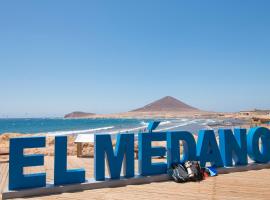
[1, 156, 270, 199]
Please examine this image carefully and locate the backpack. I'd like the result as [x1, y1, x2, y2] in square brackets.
[168, 163, 189, 183]
[184, 161, 204, 181]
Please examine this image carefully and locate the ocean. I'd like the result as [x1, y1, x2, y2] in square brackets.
[0, 118, 244, 136]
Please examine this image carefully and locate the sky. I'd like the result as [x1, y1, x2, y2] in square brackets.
[0, 1, 270, 117]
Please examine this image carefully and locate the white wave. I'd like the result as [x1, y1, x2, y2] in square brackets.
[201, 119, 218, 125]
[43, 119, 188, 137]
[159, 120, 171, 125]
[107, 125, 148, 135]
[155, 121, 195, 131]
[140, 121, 148, 126]
[180, 118, 189, 122]
[45, 126, 114, 136]
[46, 124, 149, 137]
[107, 120, 172, 135]
[206, 119, 217, 123]
[140, 120, 171, 127]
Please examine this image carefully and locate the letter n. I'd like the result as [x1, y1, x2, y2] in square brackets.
[219, 129, 247, 166]
[197, 130, 223, 167]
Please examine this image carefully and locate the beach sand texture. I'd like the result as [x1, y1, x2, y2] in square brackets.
[1, 156, 270, 200]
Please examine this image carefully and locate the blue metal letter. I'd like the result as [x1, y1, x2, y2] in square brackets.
[167, 131, 196, 167]
[147, 121, 161, 133]
[247, 127, 270, 163]
[138, 132, 167, 176]
[197, 130, 223, 167]
[9, 137, 46, 190]
[54, 136, 85, 185]
[94, 133, 134, 181]
[219, 129, 247, 166]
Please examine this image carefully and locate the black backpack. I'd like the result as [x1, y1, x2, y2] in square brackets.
[184, 161, 204, 181]
[168, 163, 189, 183]
[168, 161, 204, 183]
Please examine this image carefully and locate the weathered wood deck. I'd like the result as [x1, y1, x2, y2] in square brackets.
[1, 156, 270, 199]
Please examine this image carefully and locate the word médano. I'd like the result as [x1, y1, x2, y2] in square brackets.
[8, 127, 270, 190]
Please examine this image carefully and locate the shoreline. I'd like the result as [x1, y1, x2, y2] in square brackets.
[1, 112, 269, 160]
[0, 113, 249, 135]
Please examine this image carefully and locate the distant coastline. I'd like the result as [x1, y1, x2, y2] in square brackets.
[64, 96, 208, 119]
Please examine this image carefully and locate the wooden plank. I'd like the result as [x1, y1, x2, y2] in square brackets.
[0, 163, 8, 193]
[76, 143, 82, 157]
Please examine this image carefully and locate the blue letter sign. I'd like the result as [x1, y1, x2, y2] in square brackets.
[247, 127, 270, 163]
[9, 137, 46, 190]
[197, 130, 223, 167]
[94, 133, 134, 180]
[138, 132, 167, 176]
[7, 126, 270, 191]
[54, 136, 85, 185]
[219, 129, 247, 166]
[167, 131, 196, 166]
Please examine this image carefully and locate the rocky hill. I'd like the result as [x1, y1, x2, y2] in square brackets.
[131, 96, 198, 112]
[64, 111, 95, 118]
[64, 96, 201, 118]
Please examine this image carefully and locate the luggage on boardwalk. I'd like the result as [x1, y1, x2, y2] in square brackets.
[185, 161, 204, 181]
[205, 166, 218, 177]
[168, 163, 190, 183]
[168, 161, 205, 183]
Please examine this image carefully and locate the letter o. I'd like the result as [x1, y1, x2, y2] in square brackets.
[247, 127, 270, 163]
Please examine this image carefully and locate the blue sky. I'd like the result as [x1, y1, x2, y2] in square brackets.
[0, 1, 270, 117]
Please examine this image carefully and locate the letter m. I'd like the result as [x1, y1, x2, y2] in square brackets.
[94, 133, 134, 181]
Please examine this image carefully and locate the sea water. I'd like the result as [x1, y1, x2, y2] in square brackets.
[0, 118, 244, 136]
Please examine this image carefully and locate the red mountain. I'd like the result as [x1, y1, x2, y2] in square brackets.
[64, 111, 95, 118]
[131, 96, 198, 112]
